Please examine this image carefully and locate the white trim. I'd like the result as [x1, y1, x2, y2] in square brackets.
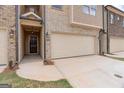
[71, 21, 102, 29]
[51, 31, 97, 37]
[21, 12, 42, 20]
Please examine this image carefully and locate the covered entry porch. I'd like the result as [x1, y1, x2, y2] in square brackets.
[18, 19, 44, 62]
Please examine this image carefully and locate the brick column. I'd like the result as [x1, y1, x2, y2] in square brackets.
[0, 6, 16, 65]
[4, 6, 16, 64]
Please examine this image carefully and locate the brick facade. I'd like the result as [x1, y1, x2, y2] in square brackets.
[108, 11, 124, 37]
[0, 5, 16, 64]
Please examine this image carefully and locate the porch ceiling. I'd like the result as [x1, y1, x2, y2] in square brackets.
[22, 25, 41, 32]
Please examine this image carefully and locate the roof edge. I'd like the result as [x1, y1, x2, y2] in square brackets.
[105, 5, 124, 13]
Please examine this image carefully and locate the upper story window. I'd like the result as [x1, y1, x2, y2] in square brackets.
[82, 5, 90, 14]
[52, 5, 63, 10]
[110, 13, 114, 24]
[116, 14, 120, 22]
[82, 5, 97, 16]
[29, 7, 35, 12]
[90, 6, 97, 16]
[25, 6, 40, 15]
[117, 16, 120, 21]
[123, 19, 124, 27]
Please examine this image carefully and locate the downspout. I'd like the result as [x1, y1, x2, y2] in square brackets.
[15, 5, 18, 63]
[99, 29, 102, 55]
[102, 5, 105, 32]
[43, 5, 46, 62]
[99, 5, 105, 55]
[102, 5, 105, 55]
[106, 8, 109, 54]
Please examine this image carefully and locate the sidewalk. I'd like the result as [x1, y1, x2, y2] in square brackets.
[16, 55, 64, 81]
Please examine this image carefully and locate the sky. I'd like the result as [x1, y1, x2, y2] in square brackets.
[113, 5, 124, 11]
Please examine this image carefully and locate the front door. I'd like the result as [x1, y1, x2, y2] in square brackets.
[30, 35, 37, 53]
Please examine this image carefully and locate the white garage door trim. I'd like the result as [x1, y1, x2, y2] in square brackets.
[110, 36, 124, 53]
[0, 31, 8, 65]
[51, 33, 96, 59]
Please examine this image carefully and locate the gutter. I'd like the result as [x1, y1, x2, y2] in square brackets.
[105, 5, 124, 15]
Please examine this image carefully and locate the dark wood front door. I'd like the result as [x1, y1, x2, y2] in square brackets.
[30, 35, 37, 53]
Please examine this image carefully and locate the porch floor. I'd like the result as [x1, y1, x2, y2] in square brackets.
[16, 55, 64, 81]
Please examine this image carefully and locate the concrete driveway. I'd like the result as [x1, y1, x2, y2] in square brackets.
[54, 55, 124, 88]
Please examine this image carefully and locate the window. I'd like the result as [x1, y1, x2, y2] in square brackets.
[26, 6, 38, 13]
[82, 5, 90, 14]
[29, 7, 35, 12]
[90, 5, 97, 16]
[117, 15, 120, 21]
[123, 19, 124, 27]
[110, 14, 114, 24]
[82, 5, 97, 16]
[52, 5, 62, 10]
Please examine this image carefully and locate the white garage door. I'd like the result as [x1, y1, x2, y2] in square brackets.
[51, 34, 96, 58]
[110, 37, 124, 53]
[0, 31, 8, 65]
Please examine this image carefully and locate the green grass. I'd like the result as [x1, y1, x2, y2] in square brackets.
[0, 71, 72, 88]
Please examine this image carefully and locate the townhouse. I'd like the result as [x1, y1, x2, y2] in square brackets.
[105, 5, 124, 53]
[0, 5, 123, 66]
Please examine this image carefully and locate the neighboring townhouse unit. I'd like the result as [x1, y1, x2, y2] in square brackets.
[0, 5, 104, 66]
[105, 5, 124, 53]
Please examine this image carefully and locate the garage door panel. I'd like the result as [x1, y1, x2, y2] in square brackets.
[51, 34, 95, 58]
[110, 37, 124, 53]
[0, 31, 8, 64]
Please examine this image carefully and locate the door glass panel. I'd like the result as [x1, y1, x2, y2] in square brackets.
[30, 35, 37, 53]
